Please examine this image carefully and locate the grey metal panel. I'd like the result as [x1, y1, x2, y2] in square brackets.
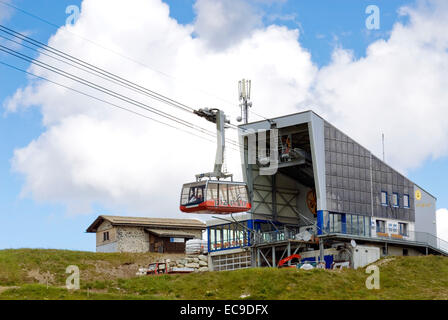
[239, 111, 431, 225]
[309, 113, 327, 211]
[414, 186, 437, 236]
[323, 122, 417, 221]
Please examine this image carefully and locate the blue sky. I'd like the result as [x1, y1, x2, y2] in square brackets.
[0, 0, 447, 251]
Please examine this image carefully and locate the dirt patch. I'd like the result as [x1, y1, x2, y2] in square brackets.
[91, 260, 139, 280]
[0, 286, 20, 294]
[82, 253, 187, 282]
[27, 269, 55, 285]
[372, 257, 396, 267]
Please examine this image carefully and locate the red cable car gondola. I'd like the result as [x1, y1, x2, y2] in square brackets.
[179, 108, 252, 215]
[180, 180, 251, 214]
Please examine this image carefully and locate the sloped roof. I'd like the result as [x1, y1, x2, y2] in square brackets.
[146, 228, 196, 238]
[86, 215, 206, 233]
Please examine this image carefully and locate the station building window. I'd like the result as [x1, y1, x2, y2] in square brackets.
[392, 193, 399, 207]
[208, 221, 249, 252]
[346, 214, 371, 237]
[324, 213, 371, 237]
[403, 194, 410, 208]
[376, 220, 386, 233]
[381, 191, 388, 206]
[399, 223, 408, 236]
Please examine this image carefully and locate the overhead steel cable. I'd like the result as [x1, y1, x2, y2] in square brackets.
[0, 1, 251, 112]
[0, 24, 196, 115]
[0, 59, 246, 152]
[0, 46, 242, 149]
[0, 25, 245, 148]
[0, 44, 228, 144]
[0, 4, 271, 122]
[0, 32, 204, 121]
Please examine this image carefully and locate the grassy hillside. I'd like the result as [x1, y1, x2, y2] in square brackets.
[0, 249, 447, 300]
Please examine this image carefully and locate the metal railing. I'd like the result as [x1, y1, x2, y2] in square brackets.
[253, 229, 305, 245]
[322, 223, 448, 255]
[252, 224, 448, 255]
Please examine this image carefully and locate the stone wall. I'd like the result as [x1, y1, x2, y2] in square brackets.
[116, 226, 150, 253]
[136, 254, 209, 275]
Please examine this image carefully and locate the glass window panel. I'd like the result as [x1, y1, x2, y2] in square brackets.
[228, 185, 238, 203]
[331, 214, 342, 233]
[403, 194, 410, 208]
[210, 228, 216, 251]
[239, 186, 249, 202]
[352, 215, 359, 235]
[359, 216, 365, 236]
[365, 217, 371, 237]
[218, 184, 228, 206]
[376, 220, 386, 233]
[207, 183, 218, 202]
[184, 185, 206, 205]
[346, 214, 352, 234]
[381, 191, 387, 205]
[216, 226, 222, 250]
[229, 225, 235, 247]
[392, 193, 399, 207]
[399, 223, 408, 236]
[181, 185, 190, 205]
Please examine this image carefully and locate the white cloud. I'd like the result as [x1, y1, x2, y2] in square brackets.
[193, 0, 262, 50]
[4, 0, 448, 218]
[5, 0, 315, 217]
[0, 0, 13, 23]
[308, 0, 448, 173]
[437, 208, 448, 241]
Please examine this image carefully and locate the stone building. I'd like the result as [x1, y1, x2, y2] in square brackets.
[86, 215, 206, 253]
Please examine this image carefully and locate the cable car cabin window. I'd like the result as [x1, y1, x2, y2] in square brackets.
[228, 184, 249, 207]
[218, 184, 229, 206]
[181, 184, 206, 206]
[180, 181, 250, 214]
[207, 183, 218, 203]
[180, 186, 190, 206]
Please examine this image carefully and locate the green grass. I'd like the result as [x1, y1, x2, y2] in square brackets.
[0, 249, 447, 300]
[0, 248, 170, 286]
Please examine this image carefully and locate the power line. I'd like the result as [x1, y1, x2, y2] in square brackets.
[0, 43, 218, 138]
[0, 25, 245, 147]
[0, 25, 196, 115]
[0, 33, 195, 115]
[0, 2, 270, 121]
[0, 60, 243, 151]
[0, 1, 250, 114]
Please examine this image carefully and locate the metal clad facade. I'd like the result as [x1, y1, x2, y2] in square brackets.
[324, 121, 415, 222]
[414, 186, 437, 235]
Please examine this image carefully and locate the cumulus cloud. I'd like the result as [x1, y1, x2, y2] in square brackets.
[5, 0, 315, 216]
[0, 0, 13, 23]
[3, 0, 448, 222]
[437, 208, 448, 241]
[193, 0, 262, 50]
[309, 0, 448, 172]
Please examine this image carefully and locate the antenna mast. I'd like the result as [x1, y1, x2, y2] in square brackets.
[238, 79, 252, 124]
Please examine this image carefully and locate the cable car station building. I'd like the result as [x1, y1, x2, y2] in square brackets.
[206, 110, 448, 271]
